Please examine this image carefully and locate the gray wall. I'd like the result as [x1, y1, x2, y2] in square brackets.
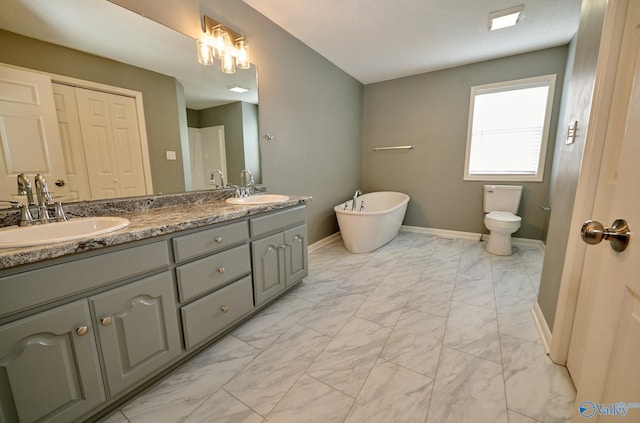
[0, 29, 186, 195]
[538, 0, 607, 331]
[197, 102, 248, 184]
[362, 47, 569, 240]
[241, 102, 260, 183]
[193, 0, 363, 243]
[189, 102, 260, 184]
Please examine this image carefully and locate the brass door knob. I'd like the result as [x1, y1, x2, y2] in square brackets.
[218, 267, 225, 274]
[215, 237, 223, 244]
[76, 326, 89, 336]
[101, 316, 112, 326]
[221, 306, 229, 313]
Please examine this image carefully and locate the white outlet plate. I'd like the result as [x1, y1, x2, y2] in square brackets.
[166, 151, 177, 160]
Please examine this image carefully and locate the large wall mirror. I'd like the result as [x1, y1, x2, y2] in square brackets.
[0, 0, 259, 207]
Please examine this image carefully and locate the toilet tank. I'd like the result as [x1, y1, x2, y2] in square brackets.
[483, 185, 523, 213]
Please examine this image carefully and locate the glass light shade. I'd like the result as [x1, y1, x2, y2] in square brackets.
[235, 39, 250, 70]
[197, 39, 214, 65]
[221, 52, 236, 74]
[211, 27, 227, 59]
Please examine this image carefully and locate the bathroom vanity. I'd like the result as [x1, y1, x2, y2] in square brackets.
[0, 193, 310, 422]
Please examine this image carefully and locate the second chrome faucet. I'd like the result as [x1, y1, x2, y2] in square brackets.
[16, 173, 67, 226]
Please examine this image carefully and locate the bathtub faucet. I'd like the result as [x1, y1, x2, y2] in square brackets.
[352, 189, 362, 211]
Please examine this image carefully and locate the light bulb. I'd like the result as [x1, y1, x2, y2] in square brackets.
[197, 38, 213, 65]
[221, 52, 235, 74]
[235, 38, 250, 70]
[211, 26, 227, 59]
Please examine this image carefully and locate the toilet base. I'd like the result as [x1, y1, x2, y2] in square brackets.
[486, 232, 513, 256]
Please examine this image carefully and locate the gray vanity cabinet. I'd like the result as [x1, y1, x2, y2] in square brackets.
[0, 301, 104, 423]
[89, 272, 181, 397]
[0, 203, 309, 422]
[251, 206, 308, 306]
[252, 232, 287, 305]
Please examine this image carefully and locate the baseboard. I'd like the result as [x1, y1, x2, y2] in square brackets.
[308, 232, 341, 253]
[401, 225, 545, 253]
[532, 301, 552, 354]
[512, 238, 546, 254]
[316, 226, 545, 255]
[401, 225, 482, 240]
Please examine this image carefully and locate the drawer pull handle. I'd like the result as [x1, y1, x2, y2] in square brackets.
[215, 237, 223, 244]
[221, 306, 229, 313]
[101, 316, 112, 326]
[218, 267, 225, 274]
[76, 326, 89, 336]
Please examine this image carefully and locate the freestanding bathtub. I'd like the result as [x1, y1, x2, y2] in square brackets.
[334, 191, 410, 253]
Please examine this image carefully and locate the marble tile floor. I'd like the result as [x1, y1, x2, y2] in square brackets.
[102, 232, 576, 423]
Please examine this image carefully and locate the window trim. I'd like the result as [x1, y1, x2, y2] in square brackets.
[463, 74, 557, 182]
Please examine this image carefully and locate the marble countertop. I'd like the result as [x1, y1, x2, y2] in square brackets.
[0, 195, 311, 270]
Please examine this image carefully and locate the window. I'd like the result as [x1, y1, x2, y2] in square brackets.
[464, 75, 556, 182]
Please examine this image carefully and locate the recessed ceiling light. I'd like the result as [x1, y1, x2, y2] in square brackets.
[488, 5, 524, 31]
[227, 84, 249, 93]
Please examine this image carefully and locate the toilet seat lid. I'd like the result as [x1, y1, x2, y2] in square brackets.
[486, 211, 521, 222]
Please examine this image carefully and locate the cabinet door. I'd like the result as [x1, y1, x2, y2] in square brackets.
[284, 224, 308, 286]
[0, 301, 104, 423]
[90, 272, 181, 397]
[252, 232, 285, 306]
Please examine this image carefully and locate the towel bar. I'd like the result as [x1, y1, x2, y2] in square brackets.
[372, 145, 415, 151]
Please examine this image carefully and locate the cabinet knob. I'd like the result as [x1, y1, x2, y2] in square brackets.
[221, 306, 229, 313]
[101, 316, 112, 326]
[215, 237, 223, 244]
[218, 267, 225, 274]
[76, 326, 89, 336]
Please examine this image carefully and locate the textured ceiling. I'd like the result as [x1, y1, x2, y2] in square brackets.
[241, 0, 582, 83]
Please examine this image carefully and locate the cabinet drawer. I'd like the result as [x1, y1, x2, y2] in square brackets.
[181, 276, 254, 349]
[176, 244, 251, 302]
[173, 221, 248, 263]
[0, 241, 170, 319]
[249, 206, 306, 238]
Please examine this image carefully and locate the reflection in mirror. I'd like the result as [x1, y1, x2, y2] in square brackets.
[0, 0, 259, 208]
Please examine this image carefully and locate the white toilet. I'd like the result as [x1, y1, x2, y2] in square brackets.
[483, 185, 522, 256]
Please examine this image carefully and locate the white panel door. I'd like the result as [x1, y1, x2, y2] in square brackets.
[188, 125, 226, 190]
[0, 65, 69, 201]
[75, 87, 148, 199]
[200, 125, 227, 184]
[572, 1, 640, 420]
[52, 83, 91, 201]
[107, 93, 147, 197]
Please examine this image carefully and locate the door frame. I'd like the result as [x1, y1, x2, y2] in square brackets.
[0, 62, 154, 196]
[546, 0, 629, 365]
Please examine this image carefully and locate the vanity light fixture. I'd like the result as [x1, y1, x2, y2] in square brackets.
[197, 15, 250, 74]
[488, 5, 524, 31]
[227, 84, 249, 93]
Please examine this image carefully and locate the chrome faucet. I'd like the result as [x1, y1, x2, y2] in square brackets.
[34, 174, 53, 220]
[239, 170, 254, 198]
[17, 173, 34, 205]
[34, 174, 53, 206]
[210, 169, 225, 188]
[16, 174, 67, 226]
[352, 189, 362, 211]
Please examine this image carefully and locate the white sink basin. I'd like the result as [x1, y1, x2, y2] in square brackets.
[0, 216, 130, 248]
[226, 194, 290, 205]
